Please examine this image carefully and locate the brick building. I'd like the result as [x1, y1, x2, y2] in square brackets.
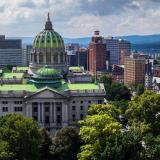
[124, 54, 145, 86]
[89, 31, 106, 74]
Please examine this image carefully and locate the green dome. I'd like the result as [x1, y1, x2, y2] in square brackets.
[36, 66, 60, 77]
[33, 30, 64, 48]
[33, 13, 64, 49]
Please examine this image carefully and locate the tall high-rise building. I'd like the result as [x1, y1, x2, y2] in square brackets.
[103, 37, 131, 66]
[119, 39, 131, 65]
[0, 35, 22, 66]
[67, 48, 88, 70]
[103, 37, 119, 65]
[124, 54, 145, 86]
[89, 31, 106, 74]
[22, 45, 33, 66]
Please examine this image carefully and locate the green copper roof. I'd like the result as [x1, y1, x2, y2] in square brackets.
[2, 73, 24, 79]
[0, 84, 38, 92]
[33, 30, 64, 48]
[0, 83, 99, 92]
[69, 66, 82, 72]
[36, 66, 60, 77]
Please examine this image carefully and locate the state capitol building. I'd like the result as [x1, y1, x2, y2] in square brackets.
[0, 14, 105, 131]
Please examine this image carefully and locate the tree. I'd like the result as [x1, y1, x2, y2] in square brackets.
[126, 91, 160, 159]
[78, 104, 143, 160]
[99, 75, 131, 101]
[126, 91, 160, 135]
[50, 126, 82, 160]
[110, 83, 131, 101]
[39, 128, 52, 160]
[0, 141, 15, 160]
[0, 114, 41, 160]
[140, 134, 160, 160]
[136, 84, 145, 96]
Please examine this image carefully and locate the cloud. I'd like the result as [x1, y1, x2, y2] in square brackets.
[0, 0, 159, 37]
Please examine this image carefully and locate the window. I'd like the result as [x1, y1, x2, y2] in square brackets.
[88, 101, 91, 104]
[72, 114, 76, 121]
[72, 101, 75, 104]
[80, 114, 84, 120]
[33, 107, 38, 112]
[98, 100, 103, 104]
[72, 106, 76, 111]
[2, 107, 8, 112]
[2, 101, 8, 104]
[80, 106, 84, 110]
[45, 116, 50, 123]
[45, 107, 49, 112]
[14, 101, 22, 104]
[14, 107, 23, 112]
[57, 107, 61, 112]
[80, 101, 83, 104]
[57, 115, 61, 123]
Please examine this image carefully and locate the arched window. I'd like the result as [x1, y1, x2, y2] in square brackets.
[60, 52, 63, 63]
[46, 52, 51, 64]
[34, 53, 37, 63]
[39, 52, 43, 64]
[54, 54, 58, 64]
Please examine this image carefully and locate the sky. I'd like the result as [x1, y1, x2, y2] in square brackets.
[0, 0, 160, 38]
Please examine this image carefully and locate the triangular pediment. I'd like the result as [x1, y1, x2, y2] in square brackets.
[26, 87, 67, 99]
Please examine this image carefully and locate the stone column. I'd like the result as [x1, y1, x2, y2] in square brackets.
[38, 103, 41, 123]
[27, 103, 32, 118]
[58, 54, 60, 64]
[63, 53, 65, 63]
[49, 102, 52, 123]
[54, 103, 56, 123]
[43, 53, 47, 64]
[51, 54, 54, 64]
[37, 53, 40, 64]
[62, 103, 68, 126]
[42, 103, 44, 123]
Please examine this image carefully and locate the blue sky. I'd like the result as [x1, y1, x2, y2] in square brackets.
[0, 0, 160, 37]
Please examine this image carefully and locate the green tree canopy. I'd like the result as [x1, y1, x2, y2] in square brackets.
[50, 126, 82, 160]
[0, 114, 41, 160]
[78, 104, 143, 160]
[126, 91, 160, 135]
[100, 75, 131, 101]
[136, 84, 145, 96]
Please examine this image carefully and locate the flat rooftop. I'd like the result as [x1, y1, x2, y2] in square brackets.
[2, 73, 24, 79]
[0, 83, 100, 92]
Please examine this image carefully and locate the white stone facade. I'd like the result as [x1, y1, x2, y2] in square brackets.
[0, 87, 105, 131]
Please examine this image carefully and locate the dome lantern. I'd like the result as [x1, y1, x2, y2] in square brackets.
[45, 12, 53, 31]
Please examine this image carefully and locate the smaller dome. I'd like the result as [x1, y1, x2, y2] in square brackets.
[36, 65, 60, 77]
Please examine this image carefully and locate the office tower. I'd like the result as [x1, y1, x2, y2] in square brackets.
[119, 39, 131, 65]
[66, 43, 80, 67]
[22, 45, 33, 66]
[89, 31, 106, 74]
[65, 43, 79, 52]
[103, 37, 119, 65]
[67, 48, 88, 70]
[0, 35, 22, 66]
[103, 38, 131, 66]
[124, 54, 145, 86]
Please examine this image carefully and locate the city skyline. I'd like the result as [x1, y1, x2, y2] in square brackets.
[0, 0, 160, 37]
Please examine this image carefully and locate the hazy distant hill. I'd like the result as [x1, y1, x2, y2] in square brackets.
[8, 34, 160, 48]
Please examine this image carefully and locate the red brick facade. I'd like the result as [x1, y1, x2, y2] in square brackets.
[89, 31, 106, 74]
